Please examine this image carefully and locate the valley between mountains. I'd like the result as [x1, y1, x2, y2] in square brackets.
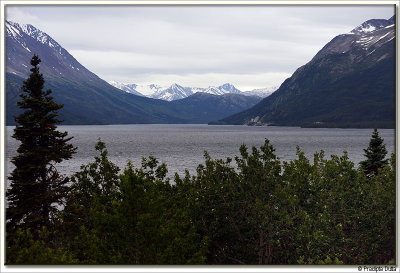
[5, 16, 395, 128]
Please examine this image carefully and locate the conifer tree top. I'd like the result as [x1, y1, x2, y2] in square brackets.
[360, 128, 388, 175]
[30, 54, 40, 67]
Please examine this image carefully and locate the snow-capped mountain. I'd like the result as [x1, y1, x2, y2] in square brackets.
[108, 81, 192, 101]
[351, 17, 394, 34]
[6, 21, 63, 55]
[205, 83, 242, 95]
[107, 81, 145, 97]
[242, 87, 278, 98]
[151, 83, 194, 101]
[312, 16, 395, 62]
[217, 16, 395, 128]
[108, 82, 166, 97]
[108, 81, 275, 101]
[6, 20, 94, 82]
[134, 84, 166, 96]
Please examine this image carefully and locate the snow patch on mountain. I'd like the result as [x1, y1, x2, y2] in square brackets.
[151, 83, 193, 101]
[354, 26, 395, 51]
[357, 24, 376, 33]
[6, 20, 64, 55]
[107, 81, 145, 97]
[137, 84, 165, 96]
[242, 87, 278, 98]
[351, 19, 391, 34]
[6, 22, 22, 38]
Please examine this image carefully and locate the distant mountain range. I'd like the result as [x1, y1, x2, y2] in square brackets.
[215, 16, 395, 128]
[108, 81, 276, 101]
[5, 21, 261, 125]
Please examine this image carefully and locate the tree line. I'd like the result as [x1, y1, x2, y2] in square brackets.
[5, 55, 396, 265]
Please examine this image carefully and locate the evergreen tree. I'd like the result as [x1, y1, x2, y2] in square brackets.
[7, 54, 76, 233]
[360, 128, 388, 175]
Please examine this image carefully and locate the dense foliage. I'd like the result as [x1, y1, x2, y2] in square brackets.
[5, 56, 395, 265]
[6, 135, 395, 265]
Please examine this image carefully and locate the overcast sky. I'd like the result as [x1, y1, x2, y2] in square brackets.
[6, 4, 395, 90]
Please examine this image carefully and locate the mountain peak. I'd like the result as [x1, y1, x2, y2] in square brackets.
[351, 17, 394, 34]
[6, 20, 63, 54]
[220, 83, 234, 88]
[311, 16, 394, 62]
[6, 20, 23, 39]
[218, 83, 241, 94]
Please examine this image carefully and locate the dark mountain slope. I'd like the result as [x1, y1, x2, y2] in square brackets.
[170, 92, 261, 123]
[216, 16, 395, 128]
[6, 69, 190, 125]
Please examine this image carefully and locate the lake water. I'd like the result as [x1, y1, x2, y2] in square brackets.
[5, 125, 396, 181]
